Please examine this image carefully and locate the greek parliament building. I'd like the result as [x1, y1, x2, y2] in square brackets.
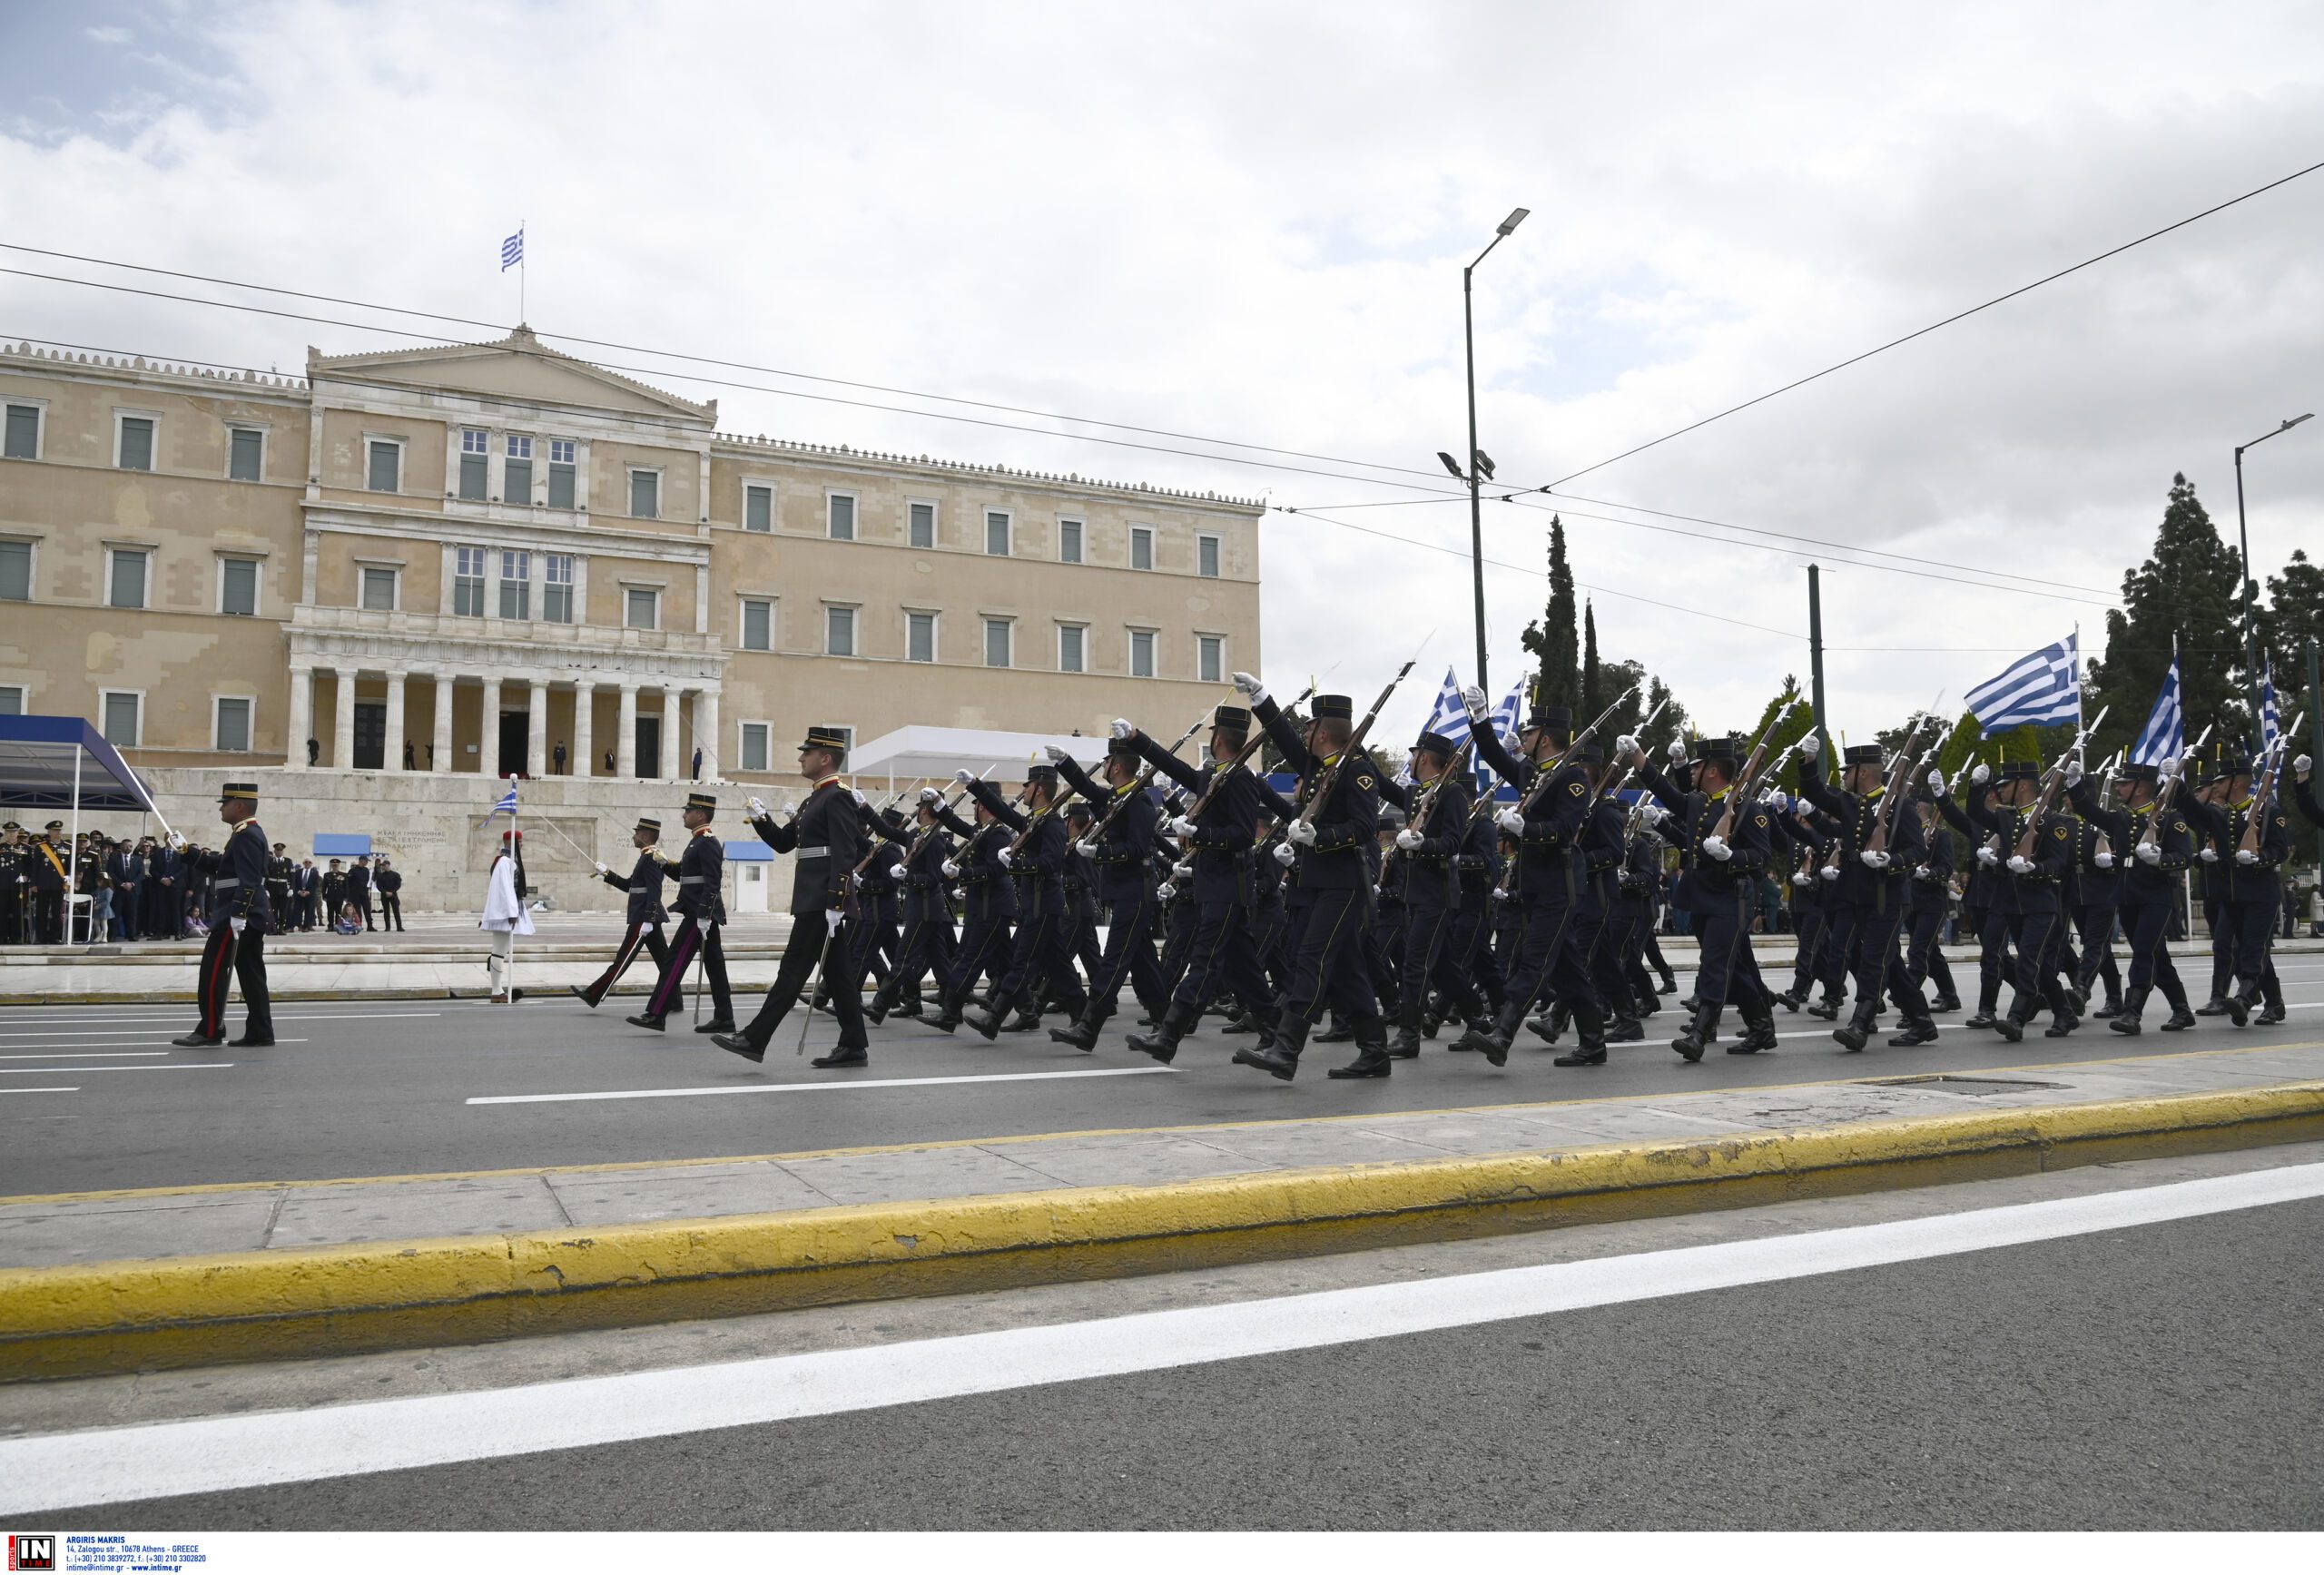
[0, 330, 1262, 909]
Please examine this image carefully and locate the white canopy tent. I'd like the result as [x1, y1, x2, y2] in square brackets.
[848, 725, 1108, 790]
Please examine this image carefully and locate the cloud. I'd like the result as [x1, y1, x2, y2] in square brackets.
[84, 25, 133, 46]
[3, 0, 2321, 748]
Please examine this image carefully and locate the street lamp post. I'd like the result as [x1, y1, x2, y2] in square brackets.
[2232, 412, 2313, 751]
[1461, 206, 1529, 696]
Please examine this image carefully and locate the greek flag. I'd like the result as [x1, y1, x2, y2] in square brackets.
[500, 227, 524, 271]
[491, 782, 518, 814]
[1965, 634, 2080, 738]
[1488, 677, 1524, 747]
[2260, 654, 2280, 754]
[1421, 667, 1470, 743]
[2129, 655, 2182, 769]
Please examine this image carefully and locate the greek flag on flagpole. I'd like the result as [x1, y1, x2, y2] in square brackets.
[1488, 677, 1524, 747]
[491, 782, 518, 814]
[500, 228, 524, 271]
[1965, 633, 2081, 738]
[2128, 655, 2182, 768]
[2260, 654, 2280, 753]
[1421, 667, 1470, 743]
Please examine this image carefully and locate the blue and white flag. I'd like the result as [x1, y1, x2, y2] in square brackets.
[2260, 654, 2280, 754]
[2128, 655, 2182, 769]
[1965, 634, 2081, 738]
[500, 227, 524, 271]
[1421, 667, 1470, 743]
[491, 781, 518, 814]
[1488, 677, 1524, 748]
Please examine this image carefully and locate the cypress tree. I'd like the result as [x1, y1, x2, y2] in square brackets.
[1581, 600, 1602, 720]
[2084, 473, 2245, 763]
[1521, 514, 1580, 709]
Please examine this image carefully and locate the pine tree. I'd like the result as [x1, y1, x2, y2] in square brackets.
[2084, 473, 2246, 763]
[1521, 515, 1580, 710]
[1581, 600, 1602, 720]
[2260, 547, 2324, 714]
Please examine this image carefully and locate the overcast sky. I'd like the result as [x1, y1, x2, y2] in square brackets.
[5, 1, 2321, 747]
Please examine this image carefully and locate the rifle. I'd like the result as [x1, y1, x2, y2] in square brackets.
[2240, 714, 2302, 856]
[2136, 724, 2211, 852]
[1087, 704, 1217, 845]
[895, 764, 999, 870]
[1592, 696, 1668, 811]
[1291, 661, 1418, 834]
[1178, 683, 1319, 822]
[1864, 712, 1943, 856]
[1492, 682, 1645, 824]
[2010, 704, 2109, 863]
[1710, 694, 1800, 842]
[1381, 736, 1474, 884]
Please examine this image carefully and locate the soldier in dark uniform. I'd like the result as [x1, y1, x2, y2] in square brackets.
[573, 816, 672, 1008]
[716, 729, 869, 1067]
[320, 859, 345, 928]
[629, 791, 734, 1033]
[2059, 764, 2123, 1019]
[1059, 801, 1105, 993]
[1118, 704, 1272, 1064]
[1903, 791, 1962, 1012]
[1941, 761, 2074, 1040]
[1610, 804, 1666, 1019]
[375, 857, 406, 931]
[1374, 730, 1479, 1059]
[958, 763, 1086, 1039]
[0, 824, 24, 944]
[2182, 753, 2290, 1025]
[1776, 798, 1836, 1011]
[930, 780, 1019, 1031]
[2080, 760, 2195, 1033]
[1048, 740, 1168, 1048]
[170, 782, 275, 1048]
[264, 844, 293, 936]
[1622, 731, 1778, 1059]
[346, 855, 375, 931]
[845, 800, 909, 1009]
[1796, 734, 1938, 1050]
[1533, 743, 1639, 1061]
[28, 820, 67, 943]
[866, 788, 957, 1024]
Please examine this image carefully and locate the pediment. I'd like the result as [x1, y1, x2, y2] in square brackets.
[308, 328, 716, 423]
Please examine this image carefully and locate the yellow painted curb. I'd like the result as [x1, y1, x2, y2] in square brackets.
[4, 1081, 2320, 1381]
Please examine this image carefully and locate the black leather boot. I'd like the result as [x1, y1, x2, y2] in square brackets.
[1729, 1006, 1779, 1054]
[2227, 981, 2259, 1028]
[1313, 1015, 1356, 1044]
[1671, 999, 1718, 1062]
[1049, 1006, 1108, 1051]
[1236, 1015, 1305, 1080]
[1930, 992, 1963, 1013]
[2108, 985, 2147, 1036]
[1806, 996, 1840, 1021]
[1606, 1012, 1644, 1043]
[965, 1002, 1007, 1040]
[1553, 1001, 1610, 1067]
[1126, 1001, 1195, 1064]
[1886, 1016, 1939, 1047]
[1386, 1020, 1423, 1059]
[1328, 1015, 1393, 1078]
[1834, 1001, 1876, 1053]
[1775, 988, 1805, 1012]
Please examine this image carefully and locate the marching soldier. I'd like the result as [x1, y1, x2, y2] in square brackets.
[169, 781, 275, 1048]
[2182, 752, 2290, 1026]
[1374, 732, 1474, 1060]
[573, 816, 673, 1009]
[2075, 759, 2196, 1034]
[866, 787, 959, 1024]
[958, 763, 1087, 1039]
[1795, 734, 1938, 1050]
[1048, 739, 1169, 1048]
[627, 790, 735, 1034]
[1903, 792, 1963, 1012]
[2063, 771, 2124, 1019]
[929, 780, 1019, 1031]
[716, 727, 868, 1066]
[1945, 761, 2074, 1041]
[1060, 800, 1105, 995]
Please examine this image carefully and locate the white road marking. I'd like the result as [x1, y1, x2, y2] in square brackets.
[0, 1087, 77, 1095]
[0, 1064, 236, 1075]
[0, 1051, 167, 1060]
[2, 1159, 2317, 1513]
[0, 1014, 442, 1032]
[468, 1065, 1178, 1106]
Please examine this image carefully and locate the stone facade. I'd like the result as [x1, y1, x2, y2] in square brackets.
[0, 331, 1263, 911]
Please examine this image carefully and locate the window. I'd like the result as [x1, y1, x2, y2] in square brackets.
[907, 611, 936, 664]
[828, 492, 856, 541]
[908, 501, 935, 549]
[453, 546, 487, 617]
[214, 696, 252, 753]
[499, 550, 530, 619]
[0, 685, 22, 715]
[739, 722, 771, 773]
[825, 605, 856, 656]
[548, 439, 576, 508]
[504, 434, 533, 502]
[741, 597, 773, 651]
[543, 554, 575, 623]
[458, 429, 489, 500]
[117, 415, 155, 471]
[1130, 628, 1157, 678]
[1129, 526, 1154, 571]
[1059, 517, 1084, 564]
[229, 428, 264, 482]
[219, 557, 258, 616]
[0, 539, 30, 601]
[367, 438, 400, 492]
[629, 469, 659, 518]
[625, 586, 658, 630]
[1198, 534, 1220, 578]
[1059, 623, 1086, 674]
[3, 402, 39, 459]
[360, 566, 398, 612]
[744, 484, 773, 533]
[101, 691, 141, 746]
[984, 617, 1012, 668]
[107, 547, 149, 610]
[985, 510, 1010, 556]
[1198, 634, 1224, 684]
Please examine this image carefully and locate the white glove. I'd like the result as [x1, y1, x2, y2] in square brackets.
[1287, 819, 1317, 845]
[1640, 804, 1667, 828]
[2296, 753, 2312, 780]
[996, 846, 1015, 868]
[2234, 848, 2257, 865]
[746, 794, 767, 817]
[1232, 671, 1267, 705]
[594, 861, 611, 876]
[1976, 847, 1999, 867]
[2135, 842, 2162, 866]
[167, 832, 186, 851]
[1859, 850, 1890, 870]
[1173, 860, 1193, 878]
[1614, 733, 1639, 759]
[1700, 835, 1731, 861]
[1043, 744, 1069, 764]
[1914, 864, 1932, 880]
[1169, 815, 1198, 837]
[940, 859, 960, 878]
[229, 917, 247, 935]
[919, 787, 942, 806]
[2199, 847, 2218, 863]
[1074, 839, 1097, 857]
[2063, 760, 2083, 788]
[1497, 808, 1526, 834]
[1765, 791, 1790, 815]
[851, 788, 869, 806]
[1819, 864, 1839, 881]
[1395, 829, 1423, 851]
[1271, 841, 1297, 867]
[889, 863, 906, 881]
[1926, 769, 1945, 792]
[1109, 718, 1134, 741]
[1462, 684, 1488, 720]
[1158, 881, 1176, 900]
[824, 907, 844, 928]
[1798, 733, 1820, 761]
[2006, 855, 2033, 875]
[2094, 851, 2114, 869]
[951, 768, 974, 787]
[1667, 739, 1689, 763]
[1971, 763, 1990, 785]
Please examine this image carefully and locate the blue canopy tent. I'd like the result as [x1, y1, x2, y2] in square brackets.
[0, 714, 172, 946]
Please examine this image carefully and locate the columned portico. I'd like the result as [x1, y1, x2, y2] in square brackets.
[617, 684, 639, 779]
[572, 680, 595, 779]
[332, 667, 356, 768]
[695, 688, 720, 782]
[526, 677, 548, 780]
[478, 676, 501, 776]
[432, 674, 454, 771]
[286, 662, 314, 768]
[384, 671, 407, 772]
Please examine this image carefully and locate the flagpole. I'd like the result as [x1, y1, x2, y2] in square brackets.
[518, 219, 527, 322]
[507, 774, 519, 1004]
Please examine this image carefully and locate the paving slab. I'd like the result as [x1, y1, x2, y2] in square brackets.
[266, 1176, 569, 1248]
[0, 1196, 280, 1268]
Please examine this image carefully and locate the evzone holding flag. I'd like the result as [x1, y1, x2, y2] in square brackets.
[569, 815, 671, 1009]
[479, 828, 532, 1005]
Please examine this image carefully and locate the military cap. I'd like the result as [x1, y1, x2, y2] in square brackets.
[1213, 704, 1250, 737]
[2116, 763, 2160, 785]
[1842, 744, 1883, 767]
[45, 820, 64, 831]
[1526, 694, 1574, 733]
[2215, 754, 2250, 777]
[1064, 801, 1094, 822]
[1106, 734, 1141, 763]
[1027, 763, 1059, 787]
[1999, 761, 2038, 781]
[1, 821, 16, 831]
[800, 725, 849, 755]
[218, 781, 260, 802]
[1379, 802, 1408, 829]
[1313, 694, 1354, 722]
[1694, 735, 1743, 767]
[1570, 742, 1603, 764]
[1413, 729, 1460, 760]
[635, 816, 663, 833]
[685, 792, 717, 812]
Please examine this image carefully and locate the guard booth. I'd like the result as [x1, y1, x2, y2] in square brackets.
[0, 714, 169, 947]
[727, 838, 773, 913]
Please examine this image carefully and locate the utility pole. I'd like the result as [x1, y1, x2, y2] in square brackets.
[1457, 207, 1528, 697]
[2309, 636, 2322, 928]
[2233, 412, 2314, 751]
[1807, 565, 1831, 761]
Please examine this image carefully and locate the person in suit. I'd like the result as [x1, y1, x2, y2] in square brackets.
[106, 836, 144, 942]
[170, 782, 275, 1048]
[374, 857, 405, 931]
[292, 858, 320, 930]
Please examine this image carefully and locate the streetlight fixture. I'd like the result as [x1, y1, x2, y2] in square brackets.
[1459, 206, 1530, 695]
[2233, 412, 2314, 750]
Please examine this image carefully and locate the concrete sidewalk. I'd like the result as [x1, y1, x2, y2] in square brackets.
[3, 1038, 2319, 1379]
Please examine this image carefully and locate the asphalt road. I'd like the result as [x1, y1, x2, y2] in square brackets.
[3, 956, 2322, 1193]
[25, 1149, 2324, 1530]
